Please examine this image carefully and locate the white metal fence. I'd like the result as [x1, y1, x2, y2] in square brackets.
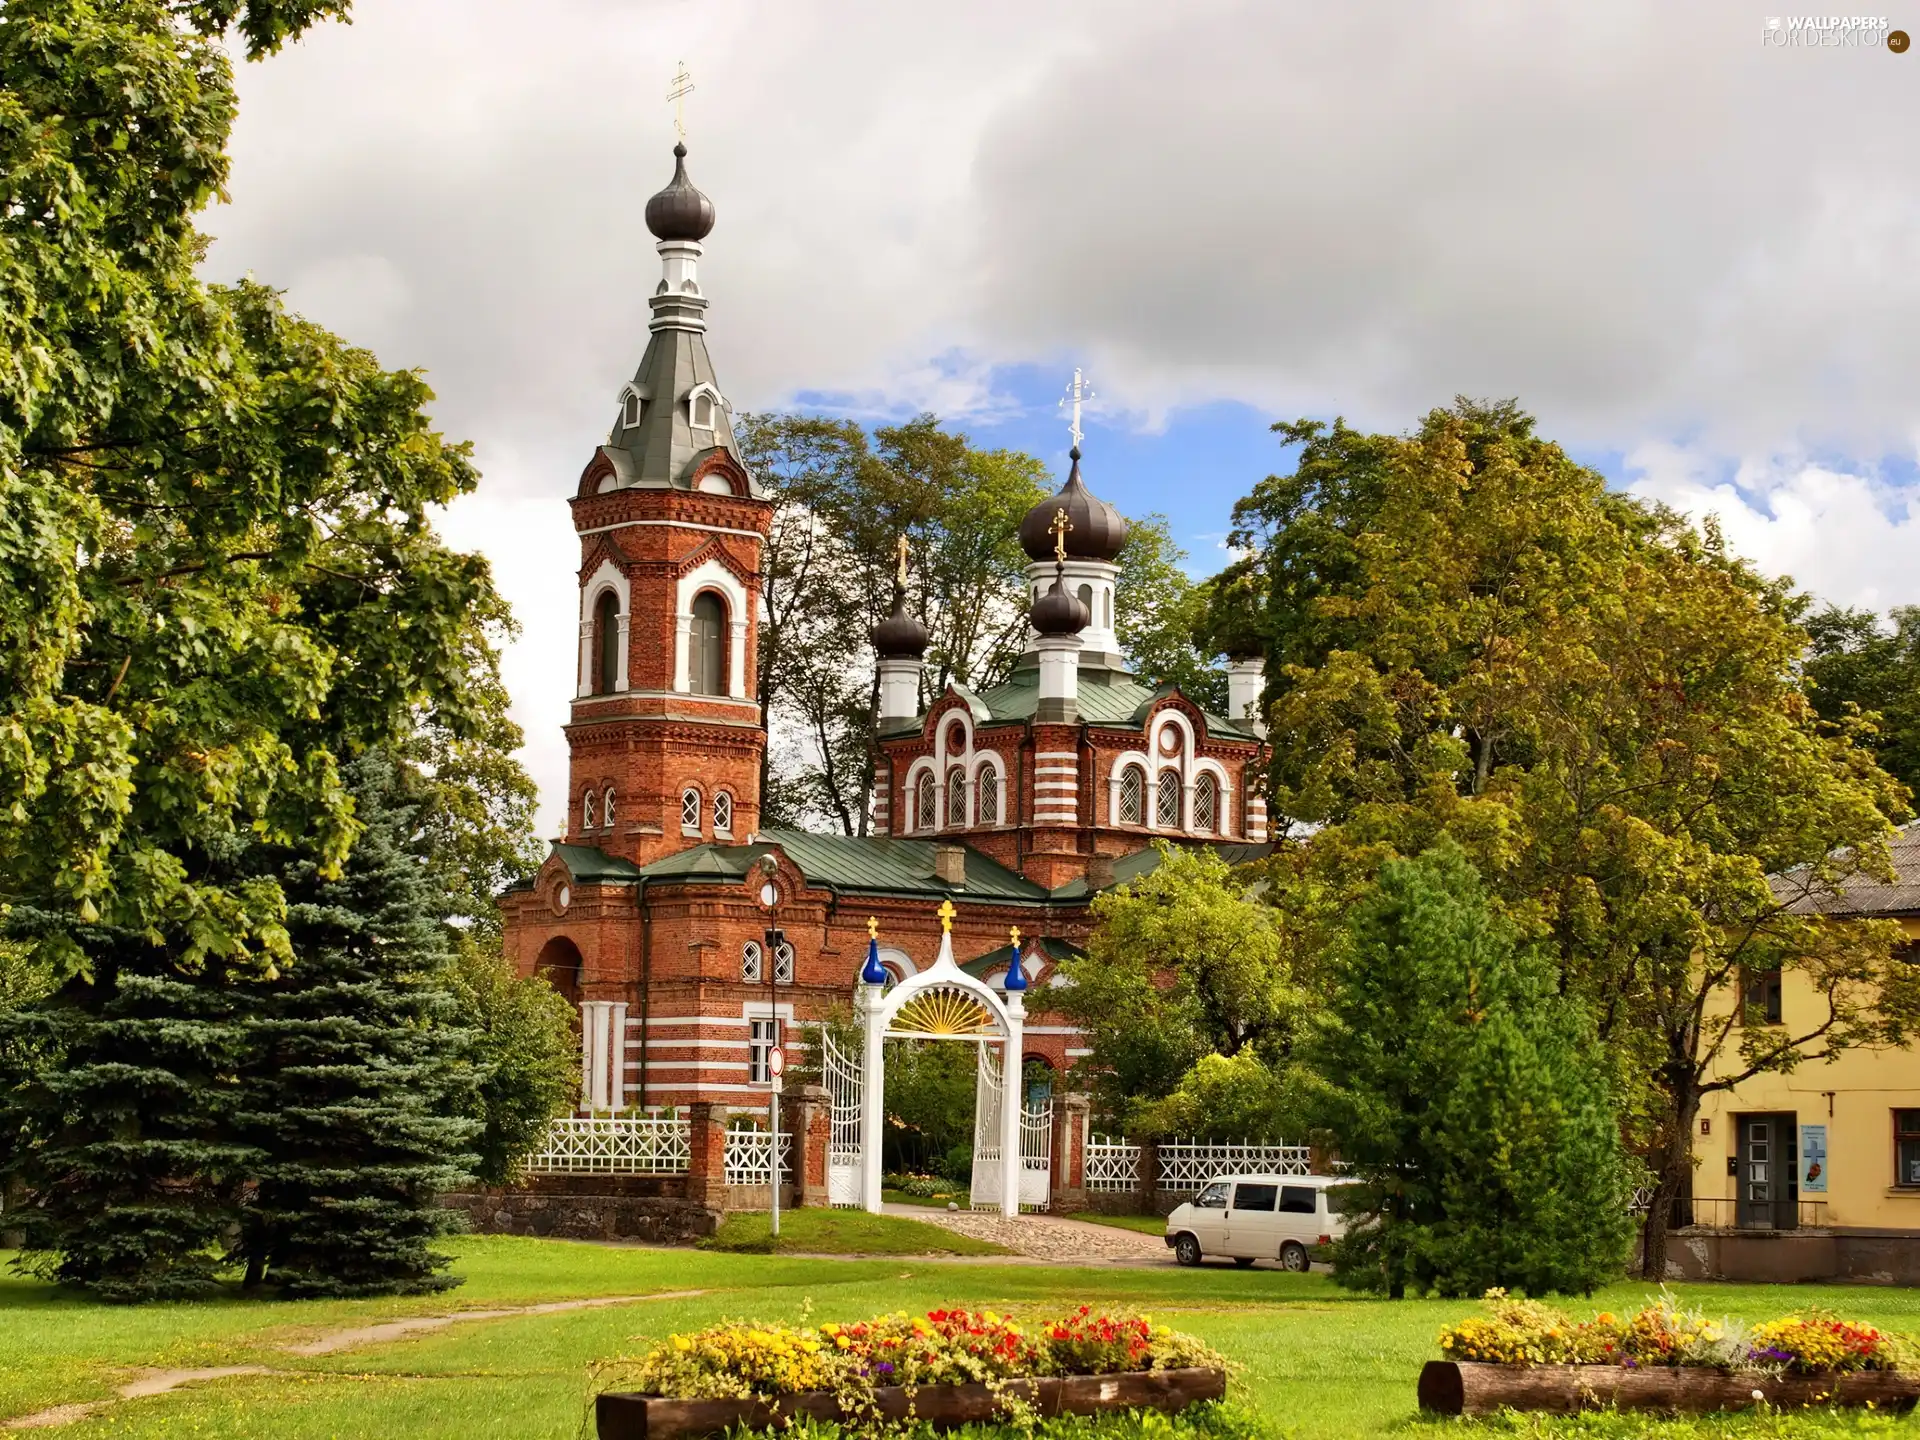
[1085, 1135, 1141, 1193]
[724, 1126, 794, 1187]
[525, 1115, 690, 1175]
[1079, 1136, 1313, 1196]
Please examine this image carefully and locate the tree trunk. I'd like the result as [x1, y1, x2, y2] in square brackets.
[1639, 1082, 1701, 1281]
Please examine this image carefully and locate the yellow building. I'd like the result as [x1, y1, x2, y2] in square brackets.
[1681, 825, 1920, 1282]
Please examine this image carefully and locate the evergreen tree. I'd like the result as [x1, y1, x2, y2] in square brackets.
[1308, 841, 1633, 1298]
[232, 753, 478, 1298]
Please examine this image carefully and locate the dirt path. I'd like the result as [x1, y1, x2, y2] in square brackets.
[5, 1369, 273, 1431]
[887, 1207, 1169, 1265]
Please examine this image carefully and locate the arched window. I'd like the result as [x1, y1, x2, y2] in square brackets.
[946, 769, 967, 828]
[689, 592, 726, 696]
[1156, 769, 1182, 829]
[692, 391, 716, 429]
[1119, 765, 1146, 826]
[593, 590, 621, 695]
[977, 767, 1000, 826]
[623, 390, 641, 428]
[680, 787, 701, 833]
[1193, 773, 1217, 834]
[915, 772, 937, 832]
[713, 790, 734, 837]
[602, 787, 616, 829]
[742, 941, 763, 983]
[581, 788, 598, 831]
[774, 940, 795, 984]
[1076, 583, 1094, 622]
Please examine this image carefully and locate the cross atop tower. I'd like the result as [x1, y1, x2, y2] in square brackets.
[937, 898, 956, 933]
[667, 61, 695, 143]
[1059, 368, 1094, 451]
[895, 534, 910, 589]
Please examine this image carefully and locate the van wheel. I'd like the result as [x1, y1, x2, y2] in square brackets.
[1173, 1233, 1202, 1267]
[1279, 1241, 1310, 1272]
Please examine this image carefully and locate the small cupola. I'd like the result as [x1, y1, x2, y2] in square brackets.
[1018, 447, 1128, 563]
[871, 583, 930, 660]
[1030, 566, 1091, 637]
[645, 143, 716, 242]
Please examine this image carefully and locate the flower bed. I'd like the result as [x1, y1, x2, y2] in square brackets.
[596, 1306, 1228, 1439]
[1419, 1291, 1920, 1417]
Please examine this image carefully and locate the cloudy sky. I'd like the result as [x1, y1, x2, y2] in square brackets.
[202, 0, 1920, 835]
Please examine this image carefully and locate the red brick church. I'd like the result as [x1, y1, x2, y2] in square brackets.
[501, 143, 1272, 1111]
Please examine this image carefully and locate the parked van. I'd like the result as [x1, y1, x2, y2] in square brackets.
[1163, 1173, 1352, 1270]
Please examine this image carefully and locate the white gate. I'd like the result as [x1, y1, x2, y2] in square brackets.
[823, 1029, 863, 1206]
[969, 1042, 1004, 1210]
[1020, 1097, 1053, 1209]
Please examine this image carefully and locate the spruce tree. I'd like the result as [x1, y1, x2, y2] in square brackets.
[232, 753, 478, 1298]
[1308, 840, 1633, 1298]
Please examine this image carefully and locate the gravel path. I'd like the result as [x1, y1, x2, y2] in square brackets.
[889, 1206, 1169, 1265]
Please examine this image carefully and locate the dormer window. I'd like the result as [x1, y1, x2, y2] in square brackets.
[621, 387, 643, 429]
[689, 384, 721, 433]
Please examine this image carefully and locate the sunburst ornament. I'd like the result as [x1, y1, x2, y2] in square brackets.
[889, 986, 998, 1039]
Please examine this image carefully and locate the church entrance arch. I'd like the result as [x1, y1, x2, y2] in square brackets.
[826, 907, 1049, 1217]
[535, 935, 584, 1005]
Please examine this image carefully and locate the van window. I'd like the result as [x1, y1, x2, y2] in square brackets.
[1326, 1183, 1363, 1216]
[1193, 1182, 1228, 1209]
[1279, 1185, 1316, 1214]
[1232, 1183, 1278, 1212]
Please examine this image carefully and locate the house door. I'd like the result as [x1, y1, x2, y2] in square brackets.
[1736, 1113, 1799, 1229]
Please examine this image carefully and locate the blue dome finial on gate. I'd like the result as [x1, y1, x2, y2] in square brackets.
[861, 915, 889, 986]
[1004, 925, 1029, 992]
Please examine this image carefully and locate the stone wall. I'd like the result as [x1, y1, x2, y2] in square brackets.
[1665, 1228, 1920, 1285]
[444, 1174, 718, 1245]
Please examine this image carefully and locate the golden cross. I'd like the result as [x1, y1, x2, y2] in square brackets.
[667, 61, 694, 143]
[1008, 925, 1021, 950]
[1059, 368, 1093, 450]
[867, 915, 879, 940]
[1049, 507, 1072, 563]
[937, 898, 956, 933]
[895, 534, 910, 589]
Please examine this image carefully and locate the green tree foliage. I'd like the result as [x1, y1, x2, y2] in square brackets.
[1309, 842, 1635, 1298]
[1054, 843, 1304, 1130]
[233, 754, 477, 1298]
[1115, 516, 1227, 712]
[1228, 399, 1916, 1275]
[882, 1041, 978, 1177]
[1803, 604, 1920, 804]
[448, 934, 577, 1187]
[1131, 1050, 1301, 1143]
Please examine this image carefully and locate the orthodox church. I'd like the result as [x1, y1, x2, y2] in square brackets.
[500, 144, 1272, 1110]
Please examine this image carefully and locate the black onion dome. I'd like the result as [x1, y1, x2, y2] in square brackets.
[1017, 448, 1129, 562]
[871, 584, 930, 659]
[645, 143, 716, 242]
[1031, 568, 1091, 637]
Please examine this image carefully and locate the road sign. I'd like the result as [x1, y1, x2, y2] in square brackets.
[768, 1047, 784, 1078]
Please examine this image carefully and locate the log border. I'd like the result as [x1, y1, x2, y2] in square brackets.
[597, 1366, 1228, 1440]
[1418, 1360, 1920, 1417]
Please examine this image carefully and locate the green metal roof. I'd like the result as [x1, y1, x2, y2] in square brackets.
[972, 667, 1258, 740]
[960, 936, 1084, 980]
[549, 843, 646, 882]
[630, 829, 1052, 904]
[1045, 841, 1276, 900]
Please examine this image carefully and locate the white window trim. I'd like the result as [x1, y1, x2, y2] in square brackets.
[970, 752, 1008, 828]
[688, 382, 723, 435]
[1109, 754, 1151, 827]
[713, 789, 734, 837]
[577, 559, 631, 698]
[618, 383, 646, 431]
[674, 559, 750, 698]
[681, 786, 702, 836]
[903, 756, 940, 833]
[602, 786, 617, 830]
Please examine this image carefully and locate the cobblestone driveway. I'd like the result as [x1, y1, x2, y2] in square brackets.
[892, 1206, 1170, 1265]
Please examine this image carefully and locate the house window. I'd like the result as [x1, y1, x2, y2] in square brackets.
[713, 790, 734, 837]
[689, 592, 727, 696]
[623, 390, 641, 428]
[742, 941, 763, 983]
[1898, 1111, 1920, 1188]
[1119, 765, 1146, 826]
[774, 941, 795, 984]
[977, 767, 1000, 826]
[1744, 967, 1783, 1026]
[692, 391, 716, 430]
[749, 1018, 778, 1084]
[602, 787, 616, 829]
[916, 772, 937, 832]
[1193, 772, 1217, 834]
[1156, 769, 1182, 828]
[946, 769, 967, 828]
[1076, 583, 1094, 622]
[681, 787, 701, 834]
[581, 789, 597, 831]
[593, 590, 621, 695]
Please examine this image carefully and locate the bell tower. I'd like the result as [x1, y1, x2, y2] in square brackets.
[564, 142, 770, 867]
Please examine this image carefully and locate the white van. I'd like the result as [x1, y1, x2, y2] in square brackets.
[1163, 1173, 1351, 1271]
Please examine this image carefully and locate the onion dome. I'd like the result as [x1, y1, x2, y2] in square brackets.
[1003, 946, 1029, 992]
[1031, 565, 1091, 637]
[645, 143, 716, 242]
[861, 934, 889, 987]
[1017, 447, 1129, 563]
[871, 583, 930, 659]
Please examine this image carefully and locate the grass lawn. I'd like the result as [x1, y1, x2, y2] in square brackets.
[1072, 1212, 1169, 1235]
[698, 1208, 1008, 1255]
[3, 1239, 1920, 1438]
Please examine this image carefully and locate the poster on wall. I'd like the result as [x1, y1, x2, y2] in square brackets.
[1801, 1123, 1828, 1193]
